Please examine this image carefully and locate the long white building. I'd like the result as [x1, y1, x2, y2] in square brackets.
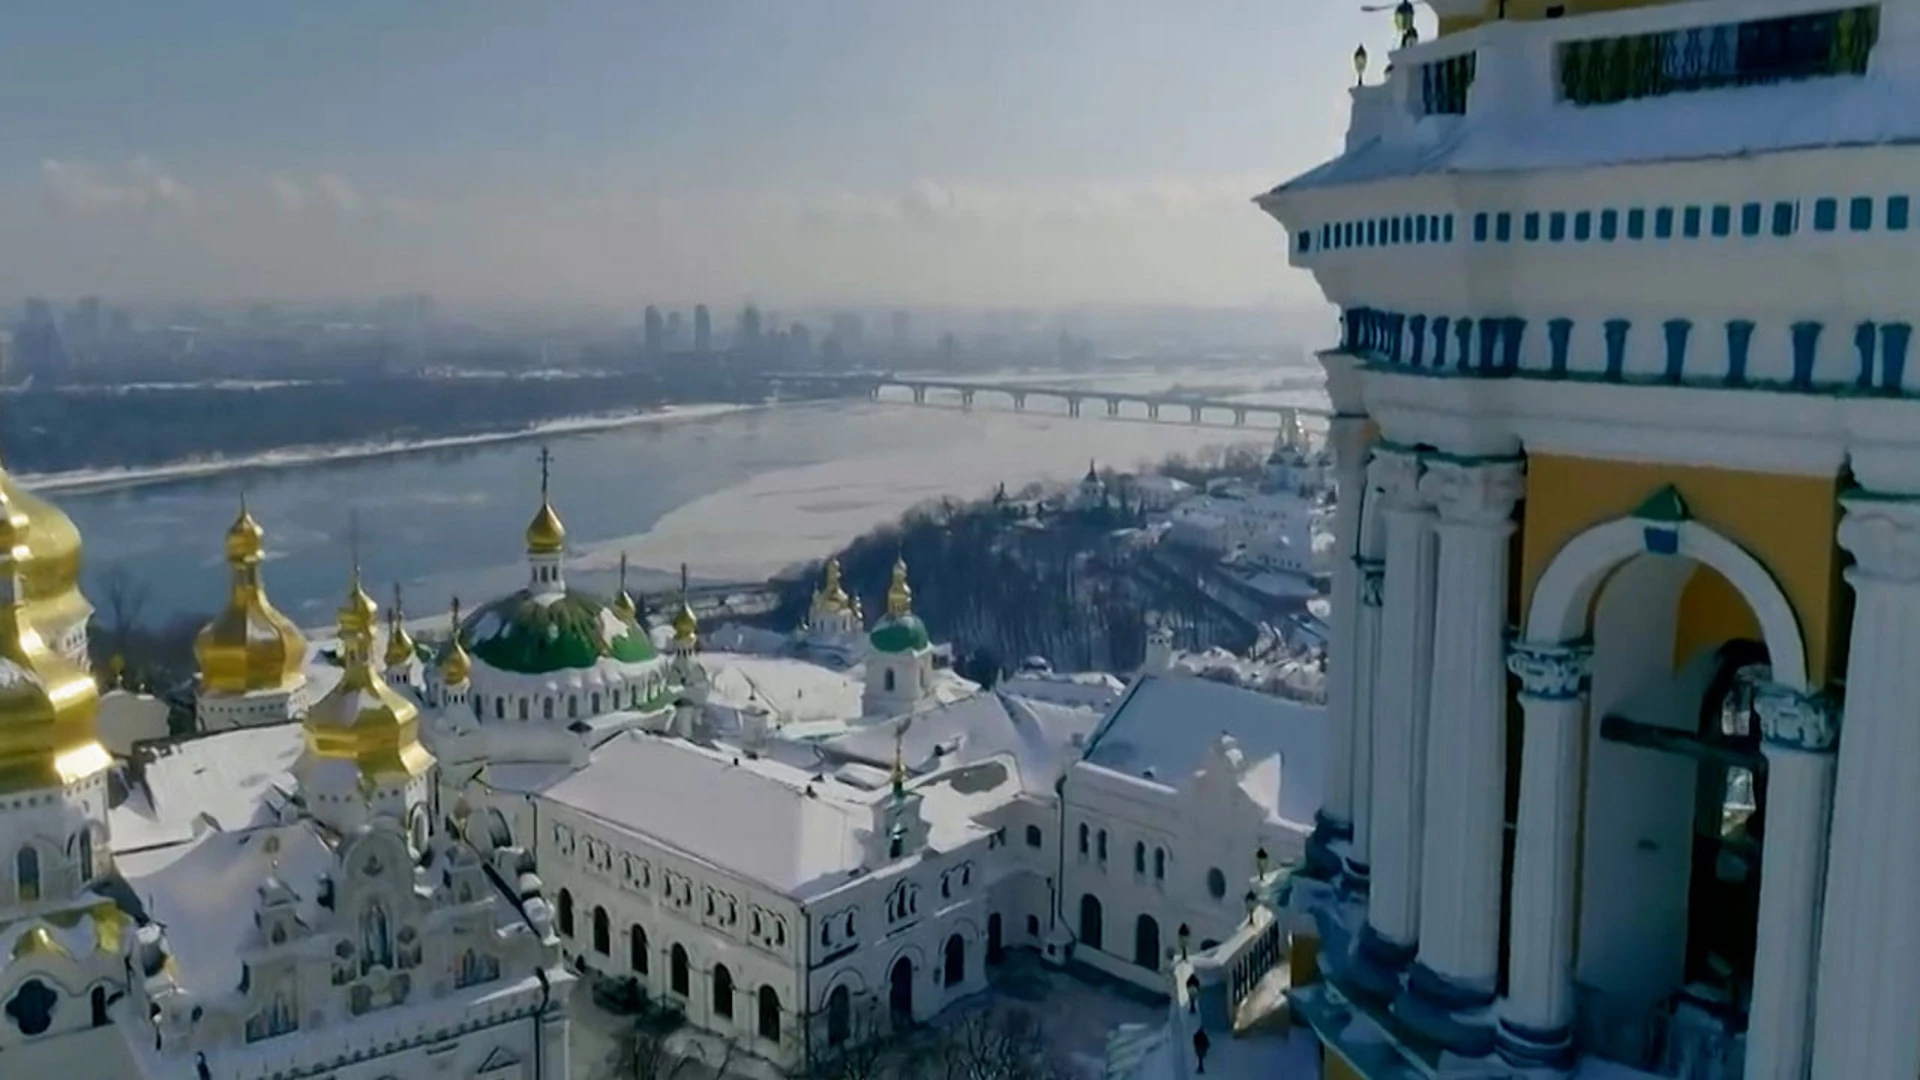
[1256, 1, 1920, 1078]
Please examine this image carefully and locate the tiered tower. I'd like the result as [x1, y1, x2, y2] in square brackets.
[383, 583, 419, 692]
[0, 481, 127, 1057]
[1262, 2, 1920, 1078]
[294, 563, 434, 834]
[194, 500, 310, 730]
[525, 446, 567, 594]
[862, 555, 934, 718]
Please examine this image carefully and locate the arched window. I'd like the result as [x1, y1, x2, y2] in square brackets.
[592, 906, 611, 955]
[495, 697, 505, 720]
[845, 912, 856, 937]
[557, 889, 575, 937]
[826, 984, 851, 1046]
[1025, 825, 1042, 848]
[884, 669, 896, 692]
[15, 846, 38, 903]
[943, 933, 965, 988]
[568, 695, 578, 719]
[1134, 915, 1161, 971]
[1154, 848, 1167, 880]
[89, 986, 108, 1027]
[543, 698, 554, 721]
[1206, 867, 1227, 899]
[592, 691, 602, 714]
[713, 963, 734, 1019]
[1077, 823, 1089, 855]
[78, 829, 94, 882]
[1097, 829, 1108, 861]
[1133, 841, 1145, 874]
[758, 985, 781, 1041]
[518, 699, 529, 721]
[1079, 894, 1104, 951]
[360, 902, 392, 972]
[631, 925, 649, 974]
[670, 944, 690, 996]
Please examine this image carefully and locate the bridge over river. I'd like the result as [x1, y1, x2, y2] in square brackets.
[768, 373, 1329, 434]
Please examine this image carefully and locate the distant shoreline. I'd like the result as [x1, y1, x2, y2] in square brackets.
[18, 401, 766, 496]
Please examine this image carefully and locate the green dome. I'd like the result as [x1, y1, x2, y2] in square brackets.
[869, 613, 930, 655]
[461, 589, 658, 675]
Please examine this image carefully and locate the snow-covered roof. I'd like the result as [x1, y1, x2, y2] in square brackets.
[816, 691, 1099, 797]
[539, 731, 874, 897]
[999, 670, 1128, 710]
[701, 653, 864, 725]
[1274, 74, 1920, 195]
[1081, 675, 1324, 828]
[110, 723, 305, 854]
[117, 821, 335, 999]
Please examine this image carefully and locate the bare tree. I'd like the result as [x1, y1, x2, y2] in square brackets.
[925, 1008, 1064, 1080]
[604, 1020, 738, 1080]
[803, 996, 900, 1080]
[93, 564, 151, 665]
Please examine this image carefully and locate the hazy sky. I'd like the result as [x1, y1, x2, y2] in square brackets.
[1, 0, 1391, 309]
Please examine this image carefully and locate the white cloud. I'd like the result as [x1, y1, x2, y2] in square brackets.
[313, 172, 362, 214]
[40, 157, 196, 216]
[269, 173, 306, 211]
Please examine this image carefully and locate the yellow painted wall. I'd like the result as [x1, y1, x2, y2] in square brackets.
[1672, 564, 1764, 672]
[1440, 0, 1681, 36]
[1518, 454, 1843, 687]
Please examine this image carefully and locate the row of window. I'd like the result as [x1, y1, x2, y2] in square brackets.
[1299, 192, 1920, 260]
[1559, 7, 1879, 109]
[483, 677, 665, 723]
[1076, 823, 1169, 881]
[11, 834, 94, 906]
[1341, 304, 1919, 394]
[565, 898, 788, 1042]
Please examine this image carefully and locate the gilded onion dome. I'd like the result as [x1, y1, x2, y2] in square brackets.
[383, 585, 418, 669]
[440, 597, 472, 685]
[816, 558, 852, 613]
[303, 568, 432, 780]
[0, 486, 108, 794]
[0, 471, 91, 641]
[196, 501, 309, 694]
[868, 555, 930, 655]
[671, 563, 698, 649]
[612, 552, 638, 622]
[525, 446, 566, 556]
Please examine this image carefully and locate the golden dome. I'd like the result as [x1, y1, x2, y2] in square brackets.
[304, 573, 433, 781]
[196, 503, 308, 696]
[670, 563, 697, 648]
[0, 488, 108, 796]
[382, 586, 417, 669]
[12, 926, 68, 961]
[441, 597, 472, 686]
[886, 555, 914, 617]
[816, 558, 852, 613]
[525, 500, 566, 556]
[0, 473, 90, 638]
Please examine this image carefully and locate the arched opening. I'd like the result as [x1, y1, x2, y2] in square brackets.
[889, 956, 913, 1024]
[943, 933, 965, 988]
[1079, 894, 1104, 951]
[592, 906, 611, 955]
[758, 986, 780, 1041]
[1134, 914, 1161, 971]
[77, 829, 93, 882]
[671, 944, 690, 997]
[1524, 512, 1810, 1066]
[557, 889, 574, 937]
[827, 984, 851, 1046]
[90, 986, 108, 1027]
[360, 902, 392, 972]
[987, 913, 1004, 965]
[884, 668, 896, 692]
[714, 963, 734, 1019]
[15, 847, 38, 903]
[630, 925, 649, 974]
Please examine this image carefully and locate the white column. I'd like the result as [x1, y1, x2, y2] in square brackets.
[1309, 415, 1372, 877]
[1746, 685, 1838, 1080]
[1810, 496, 1920, 1080]
[1498, 640, 1592, 1071]
[1350, 447, 1436, 997]
[1347, 550, 1383, 891]
[1401, 458, 1522, 1053]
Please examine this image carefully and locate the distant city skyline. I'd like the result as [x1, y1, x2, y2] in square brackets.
[0, 0, 1397, 308]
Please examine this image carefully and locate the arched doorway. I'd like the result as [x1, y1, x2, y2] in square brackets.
[826, 984, 851, 1046]
[592, 906, 610, 955]
[889, 956, 913, 1024]
[987, 913, 1004, 966]
[670, 944, 690, 997]
[1134, 914, 1161, 971]
[943, 934, 965, 988]
[1079, 894, 1103, 951]
[759, 986, 781, 1041]
[630, 925, 648, 974]
[714, 963, 734, 1019]
[1523, 507, 1810, 1055]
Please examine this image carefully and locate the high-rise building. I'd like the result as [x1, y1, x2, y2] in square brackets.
[643, 305, 665, 355]
[693, 304, 712, 353]
[664, 310, 684, 350]
[738, 304, 763, 347]
[13, 299, 68, 385]
[1257, 3, 1907, 1079]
